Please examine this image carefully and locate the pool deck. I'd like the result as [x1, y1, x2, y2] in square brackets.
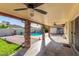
[14, 33, 75, 56]
[1, 35, 41, 45]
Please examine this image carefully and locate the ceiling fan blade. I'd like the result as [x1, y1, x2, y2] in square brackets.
[34, 9, 47, 15]
[14, 8, 27, 11]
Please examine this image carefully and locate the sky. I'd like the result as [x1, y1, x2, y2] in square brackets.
[0, 16, 24, 27]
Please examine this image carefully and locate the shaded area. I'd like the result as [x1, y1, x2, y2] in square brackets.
[44, 34, 75, 56]
[13, 47, 29, 56]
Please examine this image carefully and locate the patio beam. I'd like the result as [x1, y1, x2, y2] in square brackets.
[24, 20, 31, 48]
[0, 12, 26, 21]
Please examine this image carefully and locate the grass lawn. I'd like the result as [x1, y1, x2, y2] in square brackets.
[0, 38, 20, 56]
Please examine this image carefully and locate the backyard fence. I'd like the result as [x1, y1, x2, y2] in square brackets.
[0, 28, 24, 37]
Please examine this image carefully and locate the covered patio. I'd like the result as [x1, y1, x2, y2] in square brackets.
[0, 3, 79, 56]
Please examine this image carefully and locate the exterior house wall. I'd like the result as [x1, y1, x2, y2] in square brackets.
[65, 17, 79, 54]
[49, 28, 57, 34]
[68, 13, 79, 54]
[74, 18, 79, 51]
[71, 16, 79, 54]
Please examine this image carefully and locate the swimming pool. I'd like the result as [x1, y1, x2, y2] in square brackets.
[18, 29, 42, 36]
[31, 32, 42, 36]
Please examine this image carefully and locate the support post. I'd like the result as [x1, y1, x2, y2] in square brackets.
[48, 27, 51, 37]
[24, 20, 31, 48]
[42, 25, 45, 40]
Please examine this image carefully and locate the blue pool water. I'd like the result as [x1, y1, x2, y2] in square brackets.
[31, 32, 42, 36]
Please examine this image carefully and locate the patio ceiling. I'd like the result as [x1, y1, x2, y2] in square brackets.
[0, 3, 79, 26]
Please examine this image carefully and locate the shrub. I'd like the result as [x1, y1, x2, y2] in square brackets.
[0, 24, 9, 29]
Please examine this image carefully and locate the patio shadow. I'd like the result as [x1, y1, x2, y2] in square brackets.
[13, 47, 29, 56]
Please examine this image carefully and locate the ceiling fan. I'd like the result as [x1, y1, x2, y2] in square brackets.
[14, 3, 47, 15]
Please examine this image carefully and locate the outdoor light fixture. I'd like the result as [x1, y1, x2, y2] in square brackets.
[53, 22, 56, 26]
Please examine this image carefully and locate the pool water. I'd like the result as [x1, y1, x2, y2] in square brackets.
[31, 32, 42, 36]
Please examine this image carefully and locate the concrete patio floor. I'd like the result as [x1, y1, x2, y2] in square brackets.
[13, 34, 75, 56]
[1, 35, 41, 45]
